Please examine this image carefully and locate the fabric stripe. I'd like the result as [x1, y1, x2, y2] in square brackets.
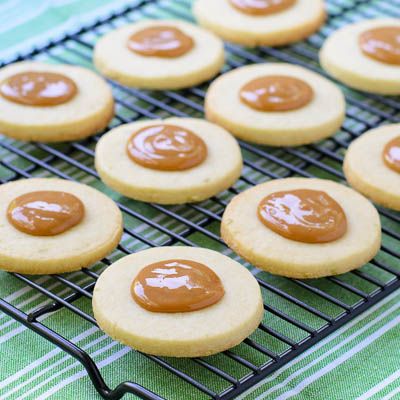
[240, 290, 400, 399]
[0, 327, 98, 392]
[3, 334, 111, 400]
[253, 302, 400, 399]
[17, 339, 121, 400]
[381, 386, 400, 400]
[38, 347, 132, 399]
[356, 371, 400, 400]
[271, 316, 399, 400]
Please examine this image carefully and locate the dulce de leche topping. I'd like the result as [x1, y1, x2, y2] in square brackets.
[359, 27, 400, 65]
[131, 259, 225, 313]
[240, 75, 314, 112]
[0, 72, 77, 106]
[229, 0, 296, 16]
[7, 191, 84, 236]
[383, 136, 400, 173]
[257, 189, 347, 243]
[127, 26, 194, 57]
[127, 124, 207, 171]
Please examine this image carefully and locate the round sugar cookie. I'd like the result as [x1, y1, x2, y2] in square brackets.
[221, 178, 381, 278]
[0, 61, 114, 142]
[92, 246, 264, 357]
[93, 20, 224, 90]
[205, 63, 345, 146]
[0, 178, 123, 274]
[320, 18, 400, 95]
[95, 118, 243, 204]
[344, 125, 400, 211]
[193, 0, 326, 47]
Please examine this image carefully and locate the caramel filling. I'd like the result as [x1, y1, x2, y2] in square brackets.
[229, 0, 296, 15]
[131, 259, 225, 313]
[127, 26, 194, 57]
[7, 191, 84, 236]
[127, 124, 207, 171]
[359, 27, 400, 65]
[258, 189, 347, 243]
[0, 72, 77, 106]
[240, 75, 314, 112]
[383, 136, 400, 173]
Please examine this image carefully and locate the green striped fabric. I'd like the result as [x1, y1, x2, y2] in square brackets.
[0, 1, 399, 399]
[0, 272, 398, 399]
[0, 0, 137, 60]
[240, 290, 400, 400]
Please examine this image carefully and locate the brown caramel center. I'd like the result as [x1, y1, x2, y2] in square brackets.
[127, 26, 194, 57]
[258, 189, 347, 243]
[127, 124, 207, 171]
[359, 27, 400, 65]
[240, 75, 314, 112]
[0, 71, 77, 106]
[229, 0, 296, 15]
[383, 136, 400, 173]
[131, 259, 225, 313]
[7, 191, 84, 236]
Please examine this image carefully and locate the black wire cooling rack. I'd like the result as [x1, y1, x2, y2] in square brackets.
[0, 0, 399, 399]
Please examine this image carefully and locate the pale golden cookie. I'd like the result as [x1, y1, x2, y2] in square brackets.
[0, 178, 122, 274]
[221, 178, 381, 278]
[193, 0, 326, 47]
[205, 63, 345, 146]
[95, 118, 243, 204]
[92, 247, 264, 357]
[0, 61, 114, 142]
[93, 20, 224, 90]
[320, 19, 400, 95]
[344, 125, 400, 211]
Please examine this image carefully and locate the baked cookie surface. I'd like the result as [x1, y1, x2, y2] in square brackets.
[92, 246, 264, 357]
[95, 118, 243, 204]
[205, 63, 345, 146]
[0, 178, 122, 274]
[193, 0, 326, 47]
[221, 178, 381, 278]
[344, 124, 400, 211]
[94, 20, 224, 90]
[320, 18, 400, 95]
[0, 61, 114, 142]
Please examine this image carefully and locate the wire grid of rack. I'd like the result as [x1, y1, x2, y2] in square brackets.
[0, 0, 399, 399]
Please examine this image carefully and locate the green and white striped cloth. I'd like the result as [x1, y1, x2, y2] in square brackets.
[0, 272, 398, 399]
[240, 290, 400, 400]
[0, 1, 399, 399]
[0, 0, 136, 60]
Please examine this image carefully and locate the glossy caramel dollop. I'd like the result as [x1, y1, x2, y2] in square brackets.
[7, 191, 84, 236]
[383, 136, 400, 173]
[131, 259, 225, 313]
[127, 26, 194, 57]
[229, 0, 296, 16]
[127, 124, 207, 171]
[257, 189, 347, 243]
[240, 75, 313, 112]
[0, 71, 77, 106]
[359, 27, 400, 65]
